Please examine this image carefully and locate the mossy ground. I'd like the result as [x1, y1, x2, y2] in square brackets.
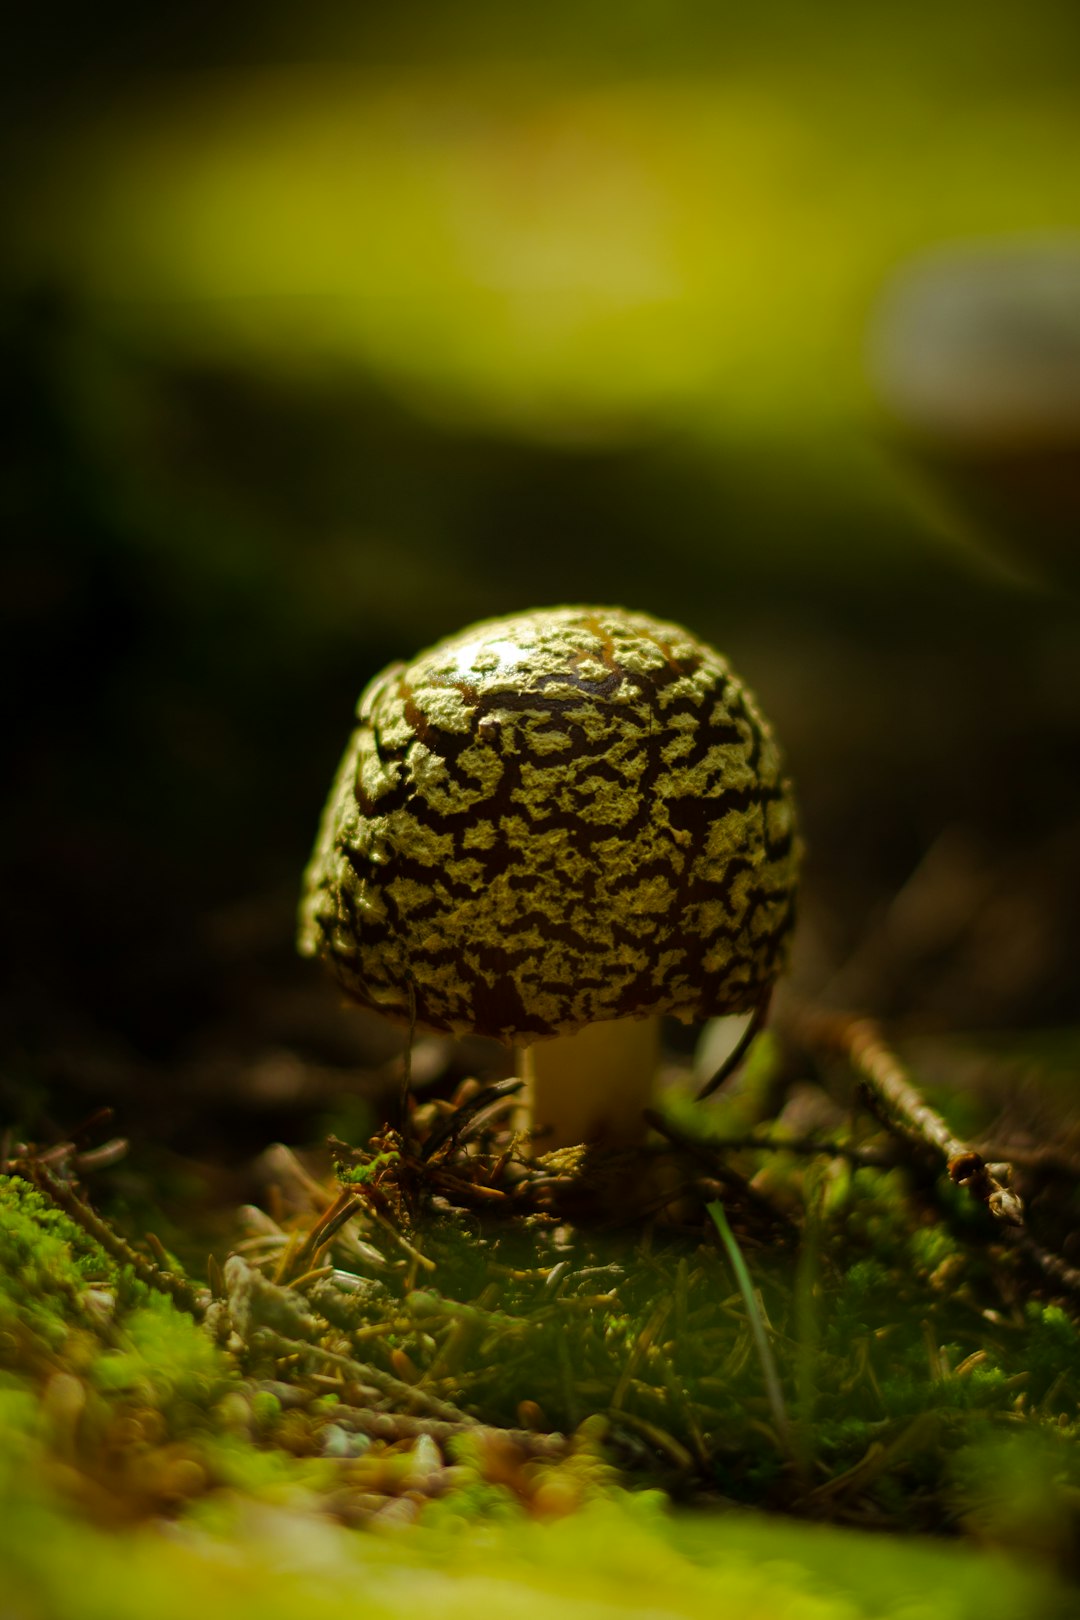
[3, 1030, 1080, 1617]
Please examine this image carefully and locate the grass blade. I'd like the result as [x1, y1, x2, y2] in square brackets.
[707, 1199, 792, 1456]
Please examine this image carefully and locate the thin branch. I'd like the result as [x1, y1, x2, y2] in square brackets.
[979, 1143, 1080, 1181]
[782, 1006, 1023, 1227]
[330, 1405, 568, 1454]
[660, 1128, 896, 1169]
[283, 1191, 364, 1281]
[251, 1326, 477, 1425]
[419, 1077, 525, 1163]
[643, 1110, 798, 1232]
[1009, 1233, 1080, 1299]
[25, 1163, 209, 1319]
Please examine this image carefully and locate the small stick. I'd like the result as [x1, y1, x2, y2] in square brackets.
[252, 1327, 477, 1424]
[284, 1191, 364, 1280]
[784, 1006, 1023, 1227]
[607, 1408, 695, 1471]
[333, 1407, 569, 1455]
[1009, 1233, 1080, 1298]
[643, 1110, 798, 1230]
[25, 1164, 209, 1319]
[980, 1143, 1080, 1181]
[800, 1411, 941, 1507]
[72, 1138, 129, 1173]
[654, 1345, 710, 1471]
[366, 1208, 437, 1273]
[656, 1130, 896, 1169]
[611, 1300, 671, 1411]
[419, 1077, 525, 1163]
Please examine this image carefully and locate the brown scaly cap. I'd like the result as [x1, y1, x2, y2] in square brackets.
[298, 605, 799, 1044]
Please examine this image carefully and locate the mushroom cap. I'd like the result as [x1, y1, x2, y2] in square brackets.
[298, 605, 799, 1043]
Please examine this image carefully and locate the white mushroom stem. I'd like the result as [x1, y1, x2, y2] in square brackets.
[518, 1016, 661, 1151]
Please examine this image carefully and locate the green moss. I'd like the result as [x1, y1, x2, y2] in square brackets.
[91, 1296, 232, 1414]
[0, 1482, 1070, 1620]
[950, 1430, 1080, 1561]
[1025, 1302, 1079, 1370]
[337, 1148, 401, 1184]
[0, 1175, 121, 1346]
[908, 1224, 963, 1276]
[4, 1080, 1080, 1610]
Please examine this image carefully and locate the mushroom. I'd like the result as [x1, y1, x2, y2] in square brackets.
[298, 606, 799, 1149]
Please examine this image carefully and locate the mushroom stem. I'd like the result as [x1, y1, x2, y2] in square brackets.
[519, 1016, 661, 1151]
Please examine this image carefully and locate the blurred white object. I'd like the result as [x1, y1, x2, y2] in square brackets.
[869, 238, 1080, 588]
[871, 238, 1080, 438]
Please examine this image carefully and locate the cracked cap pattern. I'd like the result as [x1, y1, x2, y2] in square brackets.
[298, 606, 799, 1044]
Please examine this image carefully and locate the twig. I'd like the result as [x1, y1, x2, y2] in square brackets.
[24, 1164, 209, 1319]
[783, 1006, 1023, 1227]
[799, 1411, 941, 1506]
[72, 1138, 129, 1172]
[331, 1406, 568, 1455]
[365, 1207, 437, 1272]
[611, 1300, 671, 1411]
[418, 1078, 525, 1162]
[259, 1142, 329, 1209]
[1009, 1233, 1080, 1298]
[284, 1191, 364, 1280]
[980, 1143, 1080, 1181]
[251, 1327, 477, 1425]
[643, 1110, 796, 1231]
[607, 1408, 695, 1471]
[654, 1344, 710, 1471]
[715, 1133, 895, 1167]
[407, 1288, 527, 1337]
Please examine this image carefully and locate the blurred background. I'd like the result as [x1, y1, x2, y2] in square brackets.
[3, 0, 1079, 1175]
